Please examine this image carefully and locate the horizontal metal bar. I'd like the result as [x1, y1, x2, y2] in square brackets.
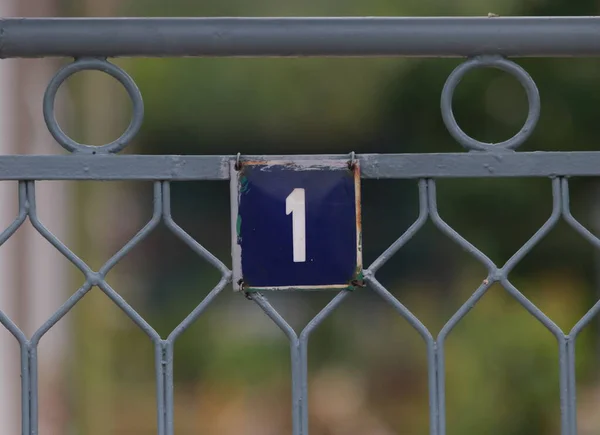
[2, 17, 600, 58]
[0, 152, 599, 180]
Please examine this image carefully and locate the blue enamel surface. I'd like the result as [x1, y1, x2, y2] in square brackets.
[237, 163, 359, 288]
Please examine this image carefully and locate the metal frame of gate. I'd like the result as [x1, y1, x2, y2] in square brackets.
[1, 16, 600, 435]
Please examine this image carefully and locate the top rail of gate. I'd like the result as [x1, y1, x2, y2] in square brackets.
[2, 17, 600, 58]
[1, 17, 599, 175]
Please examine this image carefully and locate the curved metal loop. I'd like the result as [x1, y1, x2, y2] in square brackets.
[98, 182, 163, 277]
[26, 181, 93, 276]
[561, 178, 600, 250]
[501, 178, 562, 275]
[0, 309, 27, 344]
[43, 57, 144, 154]
[30, 283, 93, 346]
[162, 182, 231, 277]
[252, 292, 298, 342]
[440, 55, 540, 152]
[427, 180, 498, 274]
[560, 179, 600, 337]
[499, 277, 564, 337]
[167, 275, 229, 342]
[367, 179, 428, 275]
[96, 280, 161, 342]
[299, 290, 350, 342]
[365, 275, 434, 343]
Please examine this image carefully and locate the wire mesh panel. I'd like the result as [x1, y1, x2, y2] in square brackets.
[1, 16, 600, 435]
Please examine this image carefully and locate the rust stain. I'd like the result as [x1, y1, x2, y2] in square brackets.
[238, 160, 269, 167]
[353, 160, 363, 275]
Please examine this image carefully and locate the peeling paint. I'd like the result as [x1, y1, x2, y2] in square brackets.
[239, 175, 250, 193]
[346, 269, 365, 291]
[243, 159, 350, 173]
[236, 214, 242, 242]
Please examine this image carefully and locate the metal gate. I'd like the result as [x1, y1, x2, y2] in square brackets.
[1, 16, 600, 435]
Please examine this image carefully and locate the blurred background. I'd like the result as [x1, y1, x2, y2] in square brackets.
[2, 0, 600, 434]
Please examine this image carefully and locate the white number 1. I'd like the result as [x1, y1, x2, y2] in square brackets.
[286, 188, 306, 262]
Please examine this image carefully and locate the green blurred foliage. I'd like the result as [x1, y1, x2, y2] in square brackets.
[67, 0, 600, 434]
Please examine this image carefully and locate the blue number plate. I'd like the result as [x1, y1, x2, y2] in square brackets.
[230, 159, 362, 291]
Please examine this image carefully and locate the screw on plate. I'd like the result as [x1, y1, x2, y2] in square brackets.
[238, 279, 252, 299]
[350, 279, 366, 288]
[235, 152, 243, 171]
[348, 151, 357, 170]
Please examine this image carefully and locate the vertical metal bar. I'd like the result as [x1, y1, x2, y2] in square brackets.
[566, 337, 577, 435]
[366, 276, 438, 434]
[154, 341, 166, 435]
[366, 180, 439, 433]
[435, 283, 495, 435]
[435, 342, 446, 435]
[161, 179, 233, 434]
[1, 183, 31, 435]
[297, 291, 350, 434]
[427, 342, 439, 435]
[28, 344, 38, 435]
[557, 336, 570, 435]
[428, 176, 500, 435]
[164, 341, 175, 435]
[290, 338, 303, 435]
[252, 294, 302, 434]
[298, 338, 309, 432]
[20, 344, 30, 435]
[557, 177, 600, 435]
[27, 283, 93, 435]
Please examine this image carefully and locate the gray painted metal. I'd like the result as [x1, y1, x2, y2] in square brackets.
[0, 15, 596, 435]
[3, 17, 600, 58]
[43, 58, 144, 154]
[2, 152, 600, 180]
[441, 55, 540, 151]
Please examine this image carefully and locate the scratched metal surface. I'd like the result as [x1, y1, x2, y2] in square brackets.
[0, 17, 597, 435]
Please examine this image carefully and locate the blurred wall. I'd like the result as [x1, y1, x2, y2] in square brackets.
[0, 1, 20, 433]
[0, 0, 72, 434]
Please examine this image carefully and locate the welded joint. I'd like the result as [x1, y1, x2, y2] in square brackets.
[85, 271, 103, 286]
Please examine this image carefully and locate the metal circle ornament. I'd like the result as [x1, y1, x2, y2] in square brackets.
[43, 58, 144, 154]
[440, 55, 540, 152]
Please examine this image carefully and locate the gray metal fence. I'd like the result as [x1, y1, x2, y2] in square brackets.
[1, 16, 599, 435]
